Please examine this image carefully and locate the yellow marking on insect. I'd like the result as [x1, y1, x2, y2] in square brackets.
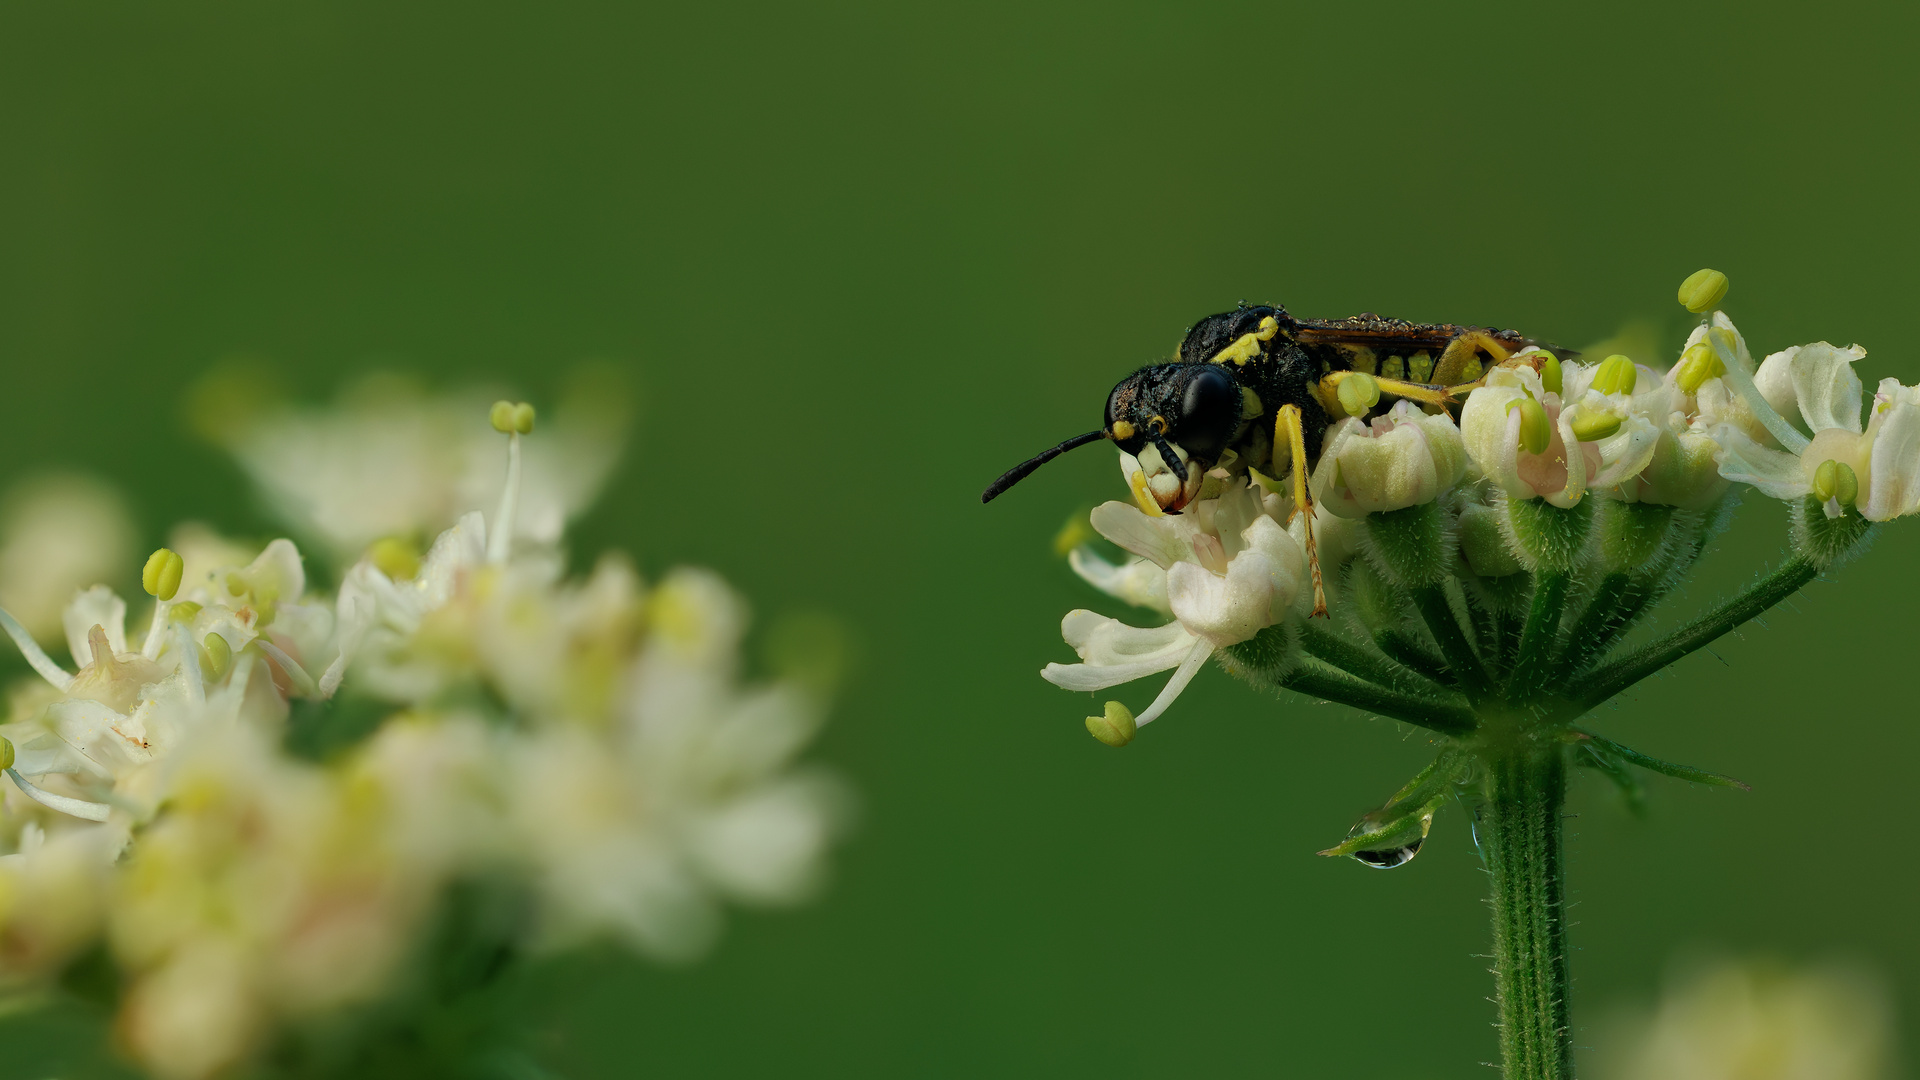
[1338, 344, 1378, 375]
[1409, 351, 1434, 383]
[1148, 415, 1168, 435]
[1381, 354, 1406, 380]
[1239, 386, 1263, 419]
[1211, 333, 1262, 366]
[1128, 471, 1166, 517]
[1110, 420, 1136, 440]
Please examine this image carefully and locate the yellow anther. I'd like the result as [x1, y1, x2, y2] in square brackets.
[142, 548, 184, 601]
[1570, 412, 1623, 442]
[1335, 372, 1382, 418]
[1539, 354, 1563, 396]
[1110, 420, 1136, 441]
[1678, 268, 1730, 314]
[0, 734, 12, 770]
[1811, 459, 1859, 506]
[1671, 341, 1726, 394]
[1085, 700, 1137, 747]
[489, 400, 517, 433]
[168, 601, 203, 623]
[1592, 355, 1639, 396]
[511, 402, 536, 434]
[200, 633, 233, 681]
[1508, 396, 1551, 455]
[368, 536, 422, 581]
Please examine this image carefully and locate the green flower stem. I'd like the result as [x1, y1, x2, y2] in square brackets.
[1504, 571, 1568, 703]
[1298, 620, 1452, 698]
[1483, 741, 1573, 1080]
[1553, 571, 1631, 680]
[1282, 661, 1477, 736]
[1566, 557, 1817, 715]
[1496, 608, 1524, 674]
[1374, 629, 1456, 688]
[1411, 585, 1493, 703]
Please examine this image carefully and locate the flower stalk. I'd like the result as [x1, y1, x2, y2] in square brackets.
[1484, 742, 1573, 1080]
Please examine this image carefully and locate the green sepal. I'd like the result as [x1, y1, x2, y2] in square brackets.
[1790, 495, 1875, 569]
[1365, 501, 1452, 588]
[1569, 730, 1748, 790]
[1219, 621, 1300, 688]
[1502, 495, 1592, 574]
[1593, 500, 1675, 575]
[1319, 750, 1466, 860]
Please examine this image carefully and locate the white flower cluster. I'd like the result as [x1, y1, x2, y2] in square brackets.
[0, 386, 842, 1080]
[1045, 272, 1920, 741]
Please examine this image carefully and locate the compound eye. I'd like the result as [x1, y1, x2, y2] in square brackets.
[1176, 367, 1239, 457]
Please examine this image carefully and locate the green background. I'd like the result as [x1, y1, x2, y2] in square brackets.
[2, 1, 1917, 1076]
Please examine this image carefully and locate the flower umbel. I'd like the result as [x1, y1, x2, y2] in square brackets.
[1017, 270, 1899, 1080]
[0, 383, 846, 1079]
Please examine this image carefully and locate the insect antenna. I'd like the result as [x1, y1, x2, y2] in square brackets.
[1150, 435, 1189, 484]
[981, 430, 1109, 503]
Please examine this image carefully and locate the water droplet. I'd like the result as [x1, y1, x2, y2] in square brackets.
[1352, 839, 1423, 869]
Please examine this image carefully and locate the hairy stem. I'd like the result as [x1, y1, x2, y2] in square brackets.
[1483, 742, 1573, 1080]
[1298, 621, 1452, 698]
[1554, 571, 1630, 680]
[1282, 662, 1476, 736]
[1505, 571, 1568, 703]
[1411, 585, 1493, 703]
[1566, 557, 1816, 715]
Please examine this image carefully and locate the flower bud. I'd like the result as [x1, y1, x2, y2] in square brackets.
[1811, 459, 1859, 507]
[1569, 411, 1623, 442]
[1678, 268, 1730, 314]
[142, 547, 184, 601]
[1507, 396, 1551, 455]
[0, 733, 12, 771]
[1335, 372, 1381, 418]
[1592, 355, 1639, 397]
[1670, 341, 1726, 394]
[1539, 353, 1563, 396]
[1086, 700, 1136, 747]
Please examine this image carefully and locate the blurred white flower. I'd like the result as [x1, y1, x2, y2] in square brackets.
[0, 474, 135, 643]
[217, 371, 627, 566]
[1596, 957, 1895, 1080]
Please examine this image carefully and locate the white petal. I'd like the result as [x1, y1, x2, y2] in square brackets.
[1863, 399, 1920, 521]
[1780, 342, 1867, 434]
[1168, 553, 1279, 648]
[1087, 501, 1192, 569]
[1709, 423, 1807, 499]
[1067, 549, 1170, 613]
[1044, 611, 1196, 691]
[63, 586, 126, 670]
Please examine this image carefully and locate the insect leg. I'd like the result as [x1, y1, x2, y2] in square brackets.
[1275, 404, 1328, 619]
[1432, 330, 1511, 386]
[1316, 370, 1454, 414]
